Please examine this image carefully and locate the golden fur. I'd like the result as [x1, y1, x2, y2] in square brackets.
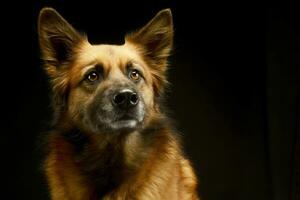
[38, 7, 199, 200]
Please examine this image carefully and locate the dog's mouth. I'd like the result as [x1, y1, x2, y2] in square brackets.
[110, 108, 144, 131]
[88, 103, 146, 133]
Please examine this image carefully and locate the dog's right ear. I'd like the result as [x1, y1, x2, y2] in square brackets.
[38, 8, 84, 77]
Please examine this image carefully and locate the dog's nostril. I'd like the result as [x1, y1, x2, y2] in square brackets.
[130, 93, 139, 105]
[112, 90, 139, 108]
[113, 93, 126, 105]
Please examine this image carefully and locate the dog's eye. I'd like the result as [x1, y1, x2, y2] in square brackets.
[86, 71, 99, 82]
[129, 69, 141, 82]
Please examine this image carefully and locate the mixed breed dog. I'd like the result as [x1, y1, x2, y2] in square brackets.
[38, 7, 199, 200]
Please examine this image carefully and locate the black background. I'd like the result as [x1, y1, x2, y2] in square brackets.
[1, 1, 299, 200]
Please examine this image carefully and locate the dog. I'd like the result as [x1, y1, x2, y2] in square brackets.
[38, 7, 199, 200]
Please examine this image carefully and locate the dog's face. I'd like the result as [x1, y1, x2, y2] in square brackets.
[67, 44, 153, 133]
[38, 8, 173, 133]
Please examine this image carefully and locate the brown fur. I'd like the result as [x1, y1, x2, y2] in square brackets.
[38, 7, 199, 200]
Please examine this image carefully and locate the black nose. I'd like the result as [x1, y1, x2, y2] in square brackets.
[112, 90, 139, 108]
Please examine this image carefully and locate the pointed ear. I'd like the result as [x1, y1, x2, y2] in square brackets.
[126, 9, 173, 96]
[38, 8, 84, 72]
[126, 9, 173, 67]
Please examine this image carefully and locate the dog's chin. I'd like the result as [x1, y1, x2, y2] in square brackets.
[110, 119, 139, 132]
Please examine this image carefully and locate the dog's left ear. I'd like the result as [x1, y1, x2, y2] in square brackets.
[126, 9, 173, 67]
[38, 8, 84, 75]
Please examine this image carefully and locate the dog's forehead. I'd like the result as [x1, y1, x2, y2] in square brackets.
[69, 42, 152, 86]
[76, 43, 143, 68]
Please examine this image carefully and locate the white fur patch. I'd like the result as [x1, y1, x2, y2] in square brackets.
[111, 119, 138, 130]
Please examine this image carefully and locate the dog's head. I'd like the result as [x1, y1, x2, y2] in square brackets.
[38, 8, 173, 134]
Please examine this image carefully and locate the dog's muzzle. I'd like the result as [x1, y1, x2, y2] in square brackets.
[86, 86, 145, 133]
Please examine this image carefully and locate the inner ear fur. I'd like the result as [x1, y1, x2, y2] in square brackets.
[126, 9, 173, 67]
[38, 7, 85, 74]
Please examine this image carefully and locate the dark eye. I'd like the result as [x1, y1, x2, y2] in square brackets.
[129, 69, 141, 82]
[86, 71, 99, 82]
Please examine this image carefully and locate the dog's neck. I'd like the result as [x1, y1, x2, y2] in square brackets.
[60, 120, 168, 197]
